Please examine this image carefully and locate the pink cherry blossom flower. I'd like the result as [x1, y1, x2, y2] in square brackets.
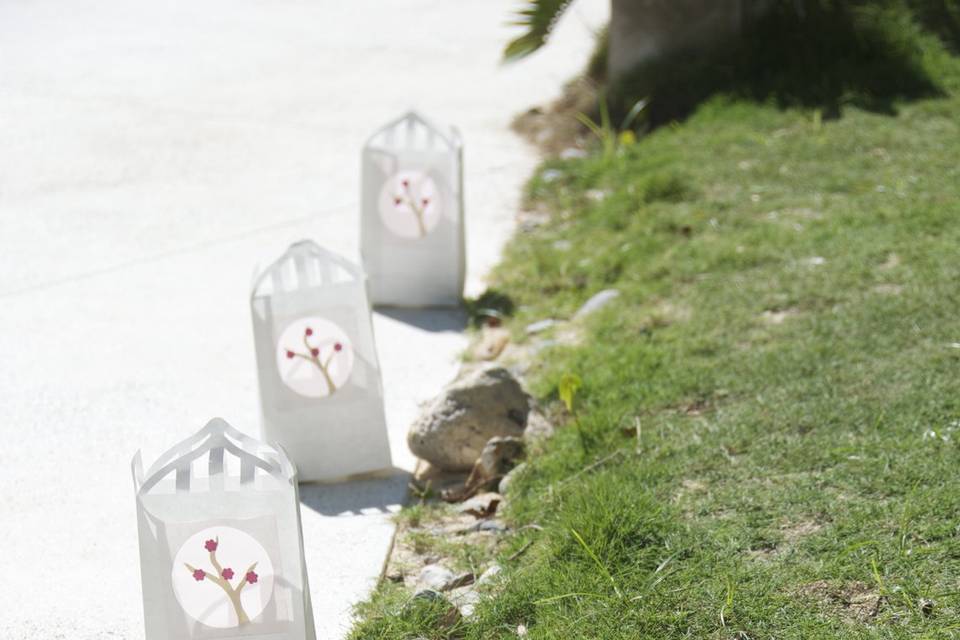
[221, 568, 234, 580]
[192, 569, 206, 581]
[246, 571, 259, 584]
[204, 539, 218, 552]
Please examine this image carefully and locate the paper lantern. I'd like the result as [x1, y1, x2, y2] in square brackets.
[361, 110, 465, 306]
[250, 240, 391, 481]
[132, 418, 316, 639]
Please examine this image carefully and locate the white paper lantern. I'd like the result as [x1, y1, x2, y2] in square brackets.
[250, 240, 392, 481]
[361, 110, 465, 307]
[132, 418, 316, 640]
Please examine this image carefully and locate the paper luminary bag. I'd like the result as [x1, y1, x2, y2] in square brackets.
[360, 110, 465, 307]
[132, 418, 316, 640]
[250, 240, 392, 481]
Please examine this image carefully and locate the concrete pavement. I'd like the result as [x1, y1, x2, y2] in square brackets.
[0, 1, 607, 637]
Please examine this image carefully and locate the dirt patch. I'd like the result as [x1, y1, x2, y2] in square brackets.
[872, 283, 903, 295]
[512, 76, 597, 155]
[796, 580, 884, 623]
[762, 308, 798, 324]
[878, 252, 901, 270]
[781, 519, 823, 544]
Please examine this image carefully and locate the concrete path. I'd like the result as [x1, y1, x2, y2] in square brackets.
[0, 1, 607, 638]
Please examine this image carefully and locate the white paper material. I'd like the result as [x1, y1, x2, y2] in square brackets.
[132, 418, 316, 640]
[361, 110, 466, 307]
[250, 240, 392, 481]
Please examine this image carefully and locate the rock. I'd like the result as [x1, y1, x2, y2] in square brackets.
[525, 318, 559, 334]
[498, 462, 526, 495]
[517, 210, 550, 231]
[416, 564, 456, 591]
[560, 147, 587, 159]
[446, 572, 475, 590]
[573, 289, 621, 319]
[458, 519, 509, 535]
[449, 584, 482, 617]
[477, 564, 503, 586]
[457, 492, 502, 518]
[408, 365, 531, 470]
[478, 436, 525, 476]
[541, 168, 563, 182]
[473, 326, 510, 360]
[524, 411, 555, 442]
[444, 436, 525, 502]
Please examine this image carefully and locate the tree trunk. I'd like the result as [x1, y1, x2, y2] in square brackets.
[608, 0, 770, 80]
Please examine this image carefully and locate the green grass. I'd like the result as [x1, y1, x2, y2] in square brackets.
[350, 7, 960, 640]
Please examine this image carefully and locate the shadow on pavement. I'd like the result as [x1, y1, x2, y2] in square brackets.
[374, 307, 468, 333]
[298, 468, 411, 516]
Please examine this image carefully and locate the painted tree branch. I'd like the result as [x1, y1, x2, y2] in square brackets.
[184, 537, 260, 626]
[285, 326, 344, 394]
[393, 177, 429, 237]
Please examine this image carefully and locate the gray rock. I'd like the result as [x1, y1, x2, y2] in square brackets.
[458, 519, 509, 535]
[498, 462, 526, 495]
[449, 585, 482, 617]
[457, 492, 503, 517]
[478, 436, 525, 477]
[416, 564, 456, 591]
[541, 168, 563, 182]
[477, 564, 503, 586]
[525, 318, 559, 334]
[408, 365, 531, 470]
[560, 147, 587, 159]
[524, 411, 555, 442]
[573, 289, 621, 319]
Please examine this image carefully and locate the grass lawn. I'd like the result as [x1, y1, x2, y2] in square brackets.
[352, 6, 960, 639]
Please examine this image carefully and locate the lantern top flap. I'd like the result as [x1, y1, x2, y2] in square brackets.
[250, 240, 365, 299]
[132, 417, 296, 495]
[365, 110, 462, 154]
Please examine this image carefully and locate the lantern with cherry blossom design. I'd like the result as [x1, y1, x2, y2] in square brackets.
[132, 418, 316, 639]
[250, 240, 391, 481]
[361, 110, 465, 306]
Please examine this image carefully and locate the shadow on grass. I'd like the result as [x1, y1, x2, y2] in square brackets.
[608, 0, 946, 126]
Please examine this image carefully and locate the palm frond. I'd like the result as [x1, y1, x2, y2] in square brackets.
[503, 0, 576, 62]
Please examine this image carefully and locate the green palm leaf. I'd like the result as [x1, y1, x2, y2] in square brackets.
[503, 0, 576, 61]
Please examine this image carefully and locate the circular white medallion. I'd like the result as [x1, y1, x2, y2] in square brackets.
[171, 527, 275, 628]
[378, 169, 442, 239]
[275, 316, 354, 398]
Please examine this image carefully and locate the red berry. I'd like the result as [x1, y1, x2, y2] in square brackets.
[192, 569, 205, 581]
[305, 327, 313, 336]
[286, 350, 294, 359]
[310, 348, 319, 357]
[204, 539, 218, 552]
[394, 197, 403, 206]
[221, 567, 234, 580]
[334, 343, 343, 352]
[421, 197, 429, 206]
[246, 571, 258, 584]
[401, 179, 410, 188]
